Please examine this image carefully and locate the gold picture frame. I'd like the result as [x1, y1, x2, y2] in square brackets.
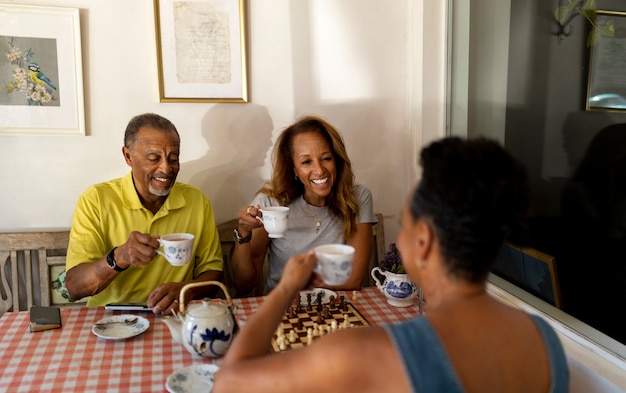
[494, 242, 562, 309]
[154, 0, 248, 103]
[586, 10, 626, 112]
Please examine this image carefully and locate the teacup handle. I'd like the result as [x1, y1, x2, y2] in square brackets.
[178, 280, 232, 315]
[155, 239, 170, 261]
[370, 267, 385, 289]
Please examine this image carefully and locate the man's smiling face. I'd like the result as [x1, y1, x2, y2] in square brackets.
[124, 126, 180, 205]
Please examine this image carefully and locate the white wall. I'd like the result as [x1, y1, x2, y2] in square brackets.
[0, 0, 444, 248]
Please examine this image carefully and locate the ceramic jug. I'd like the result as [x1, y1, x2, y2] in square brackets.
[162, 281, 237, 358]
[371, 267, 418, 307]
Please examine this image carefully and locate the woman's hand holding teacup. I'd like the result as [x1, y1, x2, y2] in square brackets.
[237, 205, 263, 237]
[276, 251, 318, 297]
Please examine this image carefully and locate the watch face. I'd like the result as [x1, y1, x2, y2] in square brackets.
[233, 229, 251, 244]
[107, 247, 123, 271]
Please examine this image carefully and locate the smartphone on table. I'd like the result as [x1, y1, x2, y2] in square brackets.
[104, 303, 152, 311]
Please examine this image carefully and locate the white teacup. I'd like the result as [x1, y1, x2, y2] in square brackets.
[157, 233, 194, 266]
[258, 206, 289, 238]
[314, 244, 355, 286]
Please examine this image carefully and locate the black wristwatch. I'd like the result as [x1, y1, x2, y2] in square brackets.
[106, 247, 128, 272]
[233, 228, 252, 244]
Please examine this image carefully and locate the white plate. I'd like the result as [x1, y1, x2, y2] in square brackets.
[299, 288, 337, 306]
[165, 364, 219, 393]
[91, 314, 150, 340]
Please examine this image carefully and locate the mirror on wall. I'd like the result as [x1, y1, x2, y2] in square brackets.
[447, 0, 626, 358]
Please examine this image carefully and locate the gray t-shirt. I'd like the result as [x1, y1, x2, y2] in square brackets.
[251, 184, 377, 292]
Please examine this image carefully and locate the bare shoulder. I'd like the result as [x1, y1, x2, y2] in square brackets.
[292, 326, 412, 393]
[215, 326, 413, 393]
[431, 301, 553, 392]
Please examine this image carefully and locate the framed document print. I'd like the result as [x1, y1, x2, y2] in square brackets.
[586, 10, 626, 112]
[154, 0, 248, 103]
[0, 4, 85, 135]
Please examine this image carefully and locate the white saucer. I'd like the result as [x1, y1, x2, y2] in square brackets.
[91, 314, 150, 340]
[299, 288, 337, 306]
[166, 364, 219, 393]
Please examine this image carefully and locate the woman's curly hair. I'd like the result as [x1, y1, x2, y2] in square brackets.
[409, 137, 530, 283]
[258, 115, 359, 239]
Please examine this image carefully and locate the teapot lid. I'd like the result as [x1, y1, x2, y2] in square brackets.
[187, 299, 228, 318]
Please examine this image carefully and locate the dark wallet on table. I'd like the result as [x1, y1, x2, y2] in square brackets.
[29, 306, 62, 332]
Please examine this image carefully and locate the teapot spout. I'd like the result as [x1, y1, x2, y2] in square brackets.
[162, 315, 183, 344]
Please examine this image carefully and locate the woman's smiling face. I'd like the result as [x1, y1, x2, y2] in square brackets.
[292, 131, 336, 206]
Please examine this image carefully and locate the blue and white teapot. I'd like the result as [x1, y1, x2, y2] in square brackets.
[371, 267, 418, 307]
[163, 281, 237, 358]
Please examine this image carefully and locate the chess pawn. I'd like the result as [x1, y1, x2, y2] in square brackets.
[277, 335, 287, 351]
[316, 313, 325, 324]
[288, 329, 297, 343]
[331, 320, 338, 332]
[342, 314, 351, 328]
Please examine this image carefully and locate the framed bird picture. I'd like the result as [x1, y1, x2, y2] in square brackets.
[154, 0, 248, 103]
[0, 4, 85, 136]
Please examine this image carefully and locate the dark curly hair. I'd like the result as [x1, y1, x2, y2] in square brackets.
[409, 137, 530, 283]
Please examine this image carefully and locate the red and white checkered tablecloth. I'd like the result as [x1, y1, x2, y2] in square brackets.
[235, 286, 421, 326]
[0, 287, 420, 392]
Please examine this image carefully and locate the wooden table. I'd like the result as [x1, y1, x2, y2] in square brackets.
[0, 287, 421, 392]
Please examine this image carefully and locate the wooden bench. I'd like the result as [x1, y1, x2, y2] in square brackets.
[0, 231, 84, 315]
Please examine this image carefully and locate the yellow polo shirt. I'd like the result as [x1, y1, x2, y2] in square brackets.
[66, 172, 223, 306]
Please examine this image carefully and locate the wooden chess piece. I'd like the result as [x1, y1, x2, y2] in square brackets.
[316, 312, 325, 324]
[316, 292, 323, 304]
[323, 305, 331, 319]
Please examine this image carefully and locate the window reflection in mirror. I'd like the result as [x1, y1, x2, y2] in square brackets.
[447, 0, 626, 357]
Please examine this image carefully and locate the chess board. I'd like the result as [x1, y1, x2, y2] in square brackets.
[271, 300, 369, 352]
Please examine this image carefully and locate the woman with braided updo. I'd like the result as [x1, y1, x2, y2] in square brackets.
[214, 136, 569, 393]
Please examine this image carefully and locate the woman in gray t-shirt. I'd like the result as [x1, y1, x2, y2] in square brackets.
[230, 115, 377, 295]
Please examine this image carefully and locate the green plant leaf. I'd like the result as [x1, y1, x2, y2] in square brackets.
[582, 0, 596, 11]
[599, 21, 615, 37]
[555, 5, 573, 25]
